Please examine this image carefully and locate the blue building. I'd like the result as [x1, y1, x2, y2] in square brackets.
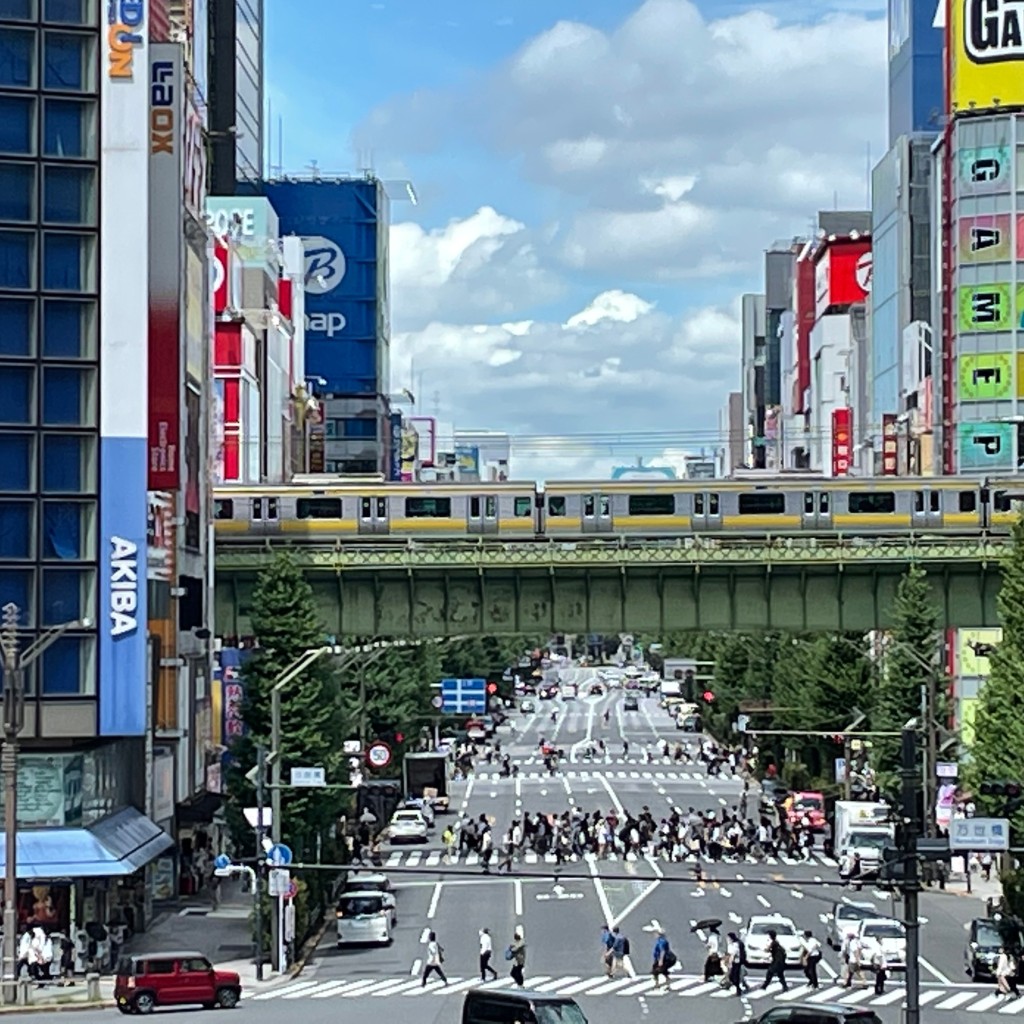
[887, 0, 944, 146]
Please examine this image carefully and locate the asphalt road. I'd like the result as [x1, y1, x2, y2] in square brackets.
[25, 670, 1006, 1024]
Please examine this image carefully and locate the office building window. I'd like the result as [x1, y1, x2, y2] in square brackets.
[0, 229, 34, 288]
[40, 633, 93, 694]
[42, 297, 93, 357]
[43, 31, 93, 91]
[42, 231, 93, 291]
[0, 296, 34, 355]
[43, 97, 94, 158]
[41, 498, 92, 560]
[42, 432, 91, 490]
[0, 162, 34, 221]
[43, 164, 94, 224]
[0, 27, 34, 88]
[0, 567, 32, 623]
[41, 364, 94, 425]
[42, 566, 92, 625]
[44, 0, 92, 24]
[0, 364, 33, 423]
[0, 432, 33, 490]
[0, 95, 33, 154]
[1, 0, 36, 20]
[0, 499, 32, 557]
[343, 418, 377, 439]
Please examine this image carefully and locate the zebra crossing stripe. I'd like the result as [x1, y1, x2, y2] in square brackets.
[837, 988, 875, 1004]
[618, 978, 658, 996]
[434, 978, 485, 995]
[806, 985, 847, 1004]
[532, 976, 581, 992]
[252, 980, 320, 1000]
[367, 979, 423, 997]
[872, 989, 907, 1006]
[999, 994, 1024, 1013]
[937, 992, 976, 1010]
[308, 980, 363, 998]
[969, 993, 1008, 1013]
[559, 977, 615, 995]
[918, 991, 944, 1006]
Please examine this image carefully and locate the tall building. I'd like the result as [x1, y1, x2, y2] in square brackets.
[763, 243, 799, 471]
[207, 0, 263, 194]
[887, 0, 944, 146]
[0, 0, 186, 935]
[739, 294, 766, 468]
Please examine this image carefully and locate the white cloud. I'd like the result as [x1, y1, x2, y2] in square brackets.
[565, 290, 654, 328]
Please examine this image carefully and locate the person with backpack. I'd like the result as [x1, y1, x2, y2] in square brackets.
[421, 931, 447, 987]
[610, 927, 629, 977]
[651, 929, 676, 990]
[761, 929, 788, 991]
[507, 928, 526, 988]
[725, 931, 749, 996]
[703, 924, 722, 981]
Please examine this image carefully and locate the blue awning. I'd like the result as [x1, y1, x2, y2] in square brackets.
[0, 807, 174, 879]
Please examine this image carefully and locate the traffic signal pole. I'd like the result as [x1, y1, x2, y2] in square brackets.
[900, 722, 922, 1024]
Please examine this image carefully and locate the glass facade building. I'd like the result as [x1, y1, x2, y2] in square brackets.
[0, 0, 101, 697]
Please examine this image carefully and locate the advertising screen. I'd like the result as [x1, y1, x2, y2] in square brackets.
[957, 421, 1015, 470]
[831, 408, 852, 476]
[814, 241, 872, 321]
[101, 0, 149, 736]
[262, 180, 388, 395]
[950, 0, 1024, 115]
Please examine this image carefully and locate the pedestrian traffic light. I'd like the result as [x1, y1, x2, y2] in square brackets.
[980, 781, 1023, 798]
[486, 682, 498, 694]
[394, 732, 404, 745]
[702, 690, 715, 704]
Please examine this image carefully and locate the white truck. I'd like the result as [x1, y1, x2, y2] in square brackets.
[834, 801, 894, 876]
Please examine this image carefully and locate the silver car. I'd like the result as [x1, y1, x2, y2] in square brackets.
[825, 900, 877, 949]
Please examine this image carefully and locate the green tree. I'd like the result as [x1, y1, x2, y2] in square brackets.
[873, 566, 941, 771]
[968, 519, 1024, 837]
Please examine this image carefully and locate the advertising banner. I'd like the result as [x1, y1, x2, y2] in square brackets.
[204, 197, 280, 275]
[212, 240, 229, 313]
[455, 445, 480, 477]
[146, 492, 175, 581]
[831, 408, 852, 476]
[881, 414, 899, 475]
[147, 43, 181, 492]
[102, 0, 149, 736]
[958, 145, 1012, 194]
[950, 0, 1024, 115]
[958, 214, 1012, 261]
[400, 424, 419, 481]
[184, 243, 207, 383]
[389, 413, 402, 481]
[958, 351, 1014, 400]
[957, 421, 1015, 470]
[815, 241, 872, 321]
[957, 282, 1024, 332]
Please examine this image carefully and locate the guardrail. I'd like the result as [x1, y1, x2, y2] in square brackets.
[214, 533, 1010, 570]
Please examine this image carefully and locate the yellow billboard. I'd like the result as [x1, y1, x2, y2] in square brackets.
[957, 628, 1002, 676]
[950, 0, 1024, 114]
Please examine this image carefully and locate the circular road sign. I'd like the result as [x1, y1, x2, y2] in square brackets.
[366, 741, 392, 770]
[286, 880, 299, 900]
[431, 695, 443, 710]
[214, 853, 231, 871]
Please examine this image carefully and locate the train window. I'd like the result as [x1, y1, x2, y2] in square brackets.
[376, 498, 386, 517]
[819, 494, 829, 514]
[486, 496, 497, 518]
[599, 496, 610, 517]
[214, 499, 233, 521]
[470, 497, 480, 518]
[628, 494, 674, 516]
[694, 494, 704, 515]
[959, 491, 977, 513]
[252, 498, 262, 519]
[995, 492, 1012, 512]
[709, 494, 719, 514]
[738, 493, 785, 515]
[848, 492, 896, 514]
[914, 491, 924, 513]
[405, 497, 451, 518]
[548, 496, 566, 517]
[267, 498, 278, 519]
[296, 498, 342, 519]
[514, 497, 532, 517]
[584, 496, 595, 517]
[930, 492, 940, 512]
[360, 498, 371, 519]
[803, 493, 814, 515]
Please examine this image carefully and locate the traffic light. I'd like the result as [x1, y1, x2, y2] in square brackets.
[486, 682, 498, 694]
[878, 844, 904, 884]
[980, 781, 1023, 798]
[702, 690, 715, 704]
[394, 732, 404, 745]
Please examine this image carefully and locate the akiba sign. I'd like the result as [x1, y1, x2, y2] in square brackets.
[109, 536, 140, 637]
[814, 240, 872, 321]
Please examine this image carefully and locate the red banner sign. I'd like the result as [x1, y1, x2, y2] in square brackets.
[815, 240, 872, 320]
[881, 413, 898, 475]
[832, 407, 852, 476]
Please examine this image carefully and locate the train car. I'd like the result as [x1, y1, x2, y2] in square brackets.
[213, 482, 541, 541]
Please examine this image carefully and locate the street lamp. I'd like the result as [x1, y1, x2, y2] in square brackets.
[0, 602, 91, 1004]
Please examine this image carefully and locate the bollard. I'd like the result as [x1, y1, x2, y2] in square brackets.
[15, 979, 28, 1006]
[86, 972, 100, 1001]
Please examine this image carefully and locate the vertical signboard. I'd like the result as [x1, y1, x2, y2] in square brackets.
[389, 413, 402, 481]
[881, 414, 898, 475]
[102, 0, 149, 735]
[147, 43, 182, 491]
[831, 408, 852, 476]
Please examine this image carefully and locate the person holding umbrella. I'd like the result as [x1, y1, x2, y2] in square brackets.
[691, 918, 723, 982]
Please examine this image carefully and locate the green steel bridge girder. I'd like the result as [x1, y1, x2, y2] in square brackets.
[213, 535, 1007, 636]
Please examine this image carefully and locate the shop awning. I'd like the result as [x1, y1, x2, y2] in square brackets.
[0, 807, 175, 879]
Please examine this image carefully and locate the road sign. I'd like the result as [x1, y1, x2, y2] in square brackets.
[440, 677, 487, 715]
[268, 868, 290, 897]
[950, 817, 1010, 851]
[431, 695, 443, 709]
[936, 761, 959, 778]
[267, 843, 293, 866]
[290, 766, 326, 788]
[342, 740, 361, 755]
[243, 807, 272, 830]
[286, 880, 298, 900]
[214, 854, 231, 870]
[366, 741, 392, 769]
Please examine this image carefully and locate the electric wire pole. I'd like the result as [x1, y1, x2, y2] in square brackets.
[900, 721, 922, 1024]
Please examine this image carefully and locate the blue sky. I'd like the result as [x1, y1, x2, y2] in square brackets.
[264, 0, 889, 475]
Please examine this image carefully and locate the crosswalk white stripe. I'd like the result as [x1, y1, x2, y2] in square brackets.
[682, 981, 731, 997]
[426, 851, 440, 866]
[918, 990, 944, 1006]
[406, 979, 448, 996]
[936, 991, 976, 1010]
[532, 976, 581, 992]
[303, 980, 357, 999]
[969, 993, 1009, 1012]
[617, 978, 658, 995]
[386, 852, 401, 866]
[434, 978, 487, 995]
[668, 976, 705, 992]
[466, 853, 479, 865]
[998, 994, 1024, 1014]
[775, 985, 813, 1001]
[368, 979, 425, 997]
[407, 851, 422, 867]
[282, 981, 332, 999]
[806, 985, 847, 1004]
[837, 988, 875, 1004]
[560, 977, 614, 995]
[476, 978, 515, 990]
[872, 988, 908, 1005]
[252, 980, 321, 1000]
[582, 977, 638, 995]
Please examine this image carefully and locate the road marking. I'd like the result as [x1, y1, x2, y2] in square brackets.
[426, 882, 443, 919]
[936, 991, 975, 1010]
[561, 977, 612, 995]
[967, 992, 1006, 1012]
[318, 979, 382, 998]
[533, 976, 581, 991]
[872, 988, 907, 1005]
[410, 959, 421, 976]
[756, 894, 771, 908]
[589, 851, 617, 926]
[307, 980, 369, 998]
[588, 976, 639, 994]
[719, 888, 732, 898]
[599, 773, 625, 818]
[419, 927, 430, 944]
[729, 912, 743, 924]
[790, 890, 804, 900]
[514, 878, 523, 917]
[260, 981, 322, 1000]
[920, 957, 952, 985]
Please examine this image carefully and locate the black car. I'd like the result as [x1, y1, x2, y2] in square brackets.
[742, 1004, 882, 1024]
[966, 916, 1017, 981]
[463, 989, 586, 1024]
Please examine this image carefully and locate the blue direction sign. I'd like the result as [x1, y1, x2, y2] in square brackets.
[214, 854, 231, 870]
[266, 843, 293, 866]
[441, 677, 487, 715]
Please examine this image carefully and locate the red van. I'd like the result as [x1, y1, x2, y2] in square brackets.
[114, 951, 241, 1014]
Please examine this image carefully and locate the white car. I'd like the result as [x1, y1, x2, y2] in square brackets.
[825, 900, 876, 949]
[388, 808, 429, 843]
[856, 918, 907, 970]
[741, 915, 804, 967]
[335, 891, 392, 947]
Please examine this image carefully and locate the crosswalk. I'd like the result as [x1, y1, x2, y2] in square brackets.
[476, 764, 745, 783]
[374, 847, 840, 870]
[250, 973, 1017, 1012]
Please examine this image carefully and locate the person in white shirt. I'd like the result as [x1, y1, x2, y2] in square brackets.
[421, 930, 448, 987]
[479, 928, 498, 981]
[703, 926, 722, 980]
[996, 947, 1019, 997]
[800, 930, 822, 989]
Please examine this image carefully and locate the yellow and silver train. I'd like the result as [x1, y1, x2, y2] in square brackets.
[212, 477, 1024, 542]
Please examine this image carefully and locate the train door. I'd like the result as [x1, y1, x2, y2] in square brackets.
[250, 496, 280, 535]
[801, 490, 832, 531]
[468, 495, 499, 535]
[911, 488, 942, 531]
[581, 492, 613, 533]
[691, 491, 722, 531]
[358, 496, 389, 535]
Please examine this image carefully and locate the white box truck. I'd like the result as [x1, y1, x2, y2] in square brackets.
[834, 801, 894, 875]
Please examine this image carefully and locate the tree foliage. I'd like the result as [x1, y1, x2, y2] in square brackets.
[969, 519, 1024, 835]
[873, 566, 941, 770]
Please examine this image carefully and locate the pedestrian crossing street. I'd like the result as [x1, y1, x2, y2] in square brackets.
[250, 973, 1021, 1013]
[378, 847, 840, 870]
[475, 766, 745, 783]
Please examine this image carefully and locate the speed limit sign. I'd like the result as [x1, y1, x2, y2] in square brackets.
[366, 742, 392, 770]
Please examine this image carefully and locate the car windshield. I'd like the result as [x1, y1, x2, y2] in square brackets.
[750, 921, 795, 936]
[794, 796, 822, 811]
[976, 922, 1003, 948]
[394, 811, 421, 822]
[535, 1003, 588, 1024]
[863, 923, 904, 940]
[851, 834, 888, 851]
[839, 905, 875, 921]
[338, 896, 383, 916]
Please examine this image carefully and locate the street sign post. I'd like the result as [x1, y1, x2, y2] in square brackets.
[440, 677, 487, 714]
[268, 868, 290, 897]
[950, 817, 1010, 851]
[290, 767, 326, 788]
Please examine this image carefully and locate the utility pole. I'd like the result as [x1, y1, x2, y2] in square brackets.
[843, 735, 853, 800]
[254, 744, 267, 982]
[900, 721, 922, 1024]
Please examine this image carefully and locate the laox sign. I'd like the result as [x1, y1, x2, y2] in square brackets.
[815, 239, 872, 321]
